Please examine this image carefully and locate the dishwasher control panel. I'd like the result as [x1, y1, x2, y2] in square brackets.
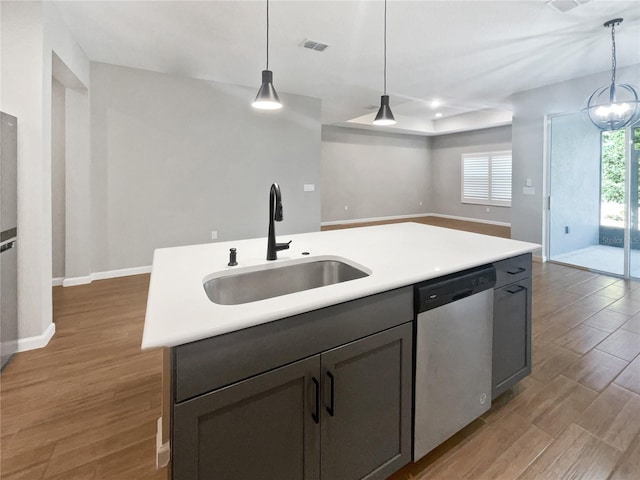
[415, 264, 496, 313]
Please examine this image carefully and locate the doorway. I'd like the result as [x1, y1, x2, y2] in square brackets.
[548, 111, 640, 278]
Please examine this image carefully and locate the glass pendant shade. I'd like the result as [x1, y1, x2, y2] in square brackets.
[252, 70, 282, 110]
[585, 18, 640, 131]
[585, 83, 639, 131]
[373, 95, 396, 126]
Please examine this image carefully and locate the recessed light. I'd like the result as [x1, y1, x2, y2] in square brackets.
[435, 112, 443, 118]
[430, 100, 441, 109]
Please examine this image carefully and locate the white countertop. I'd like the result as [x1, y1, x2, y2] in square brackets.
[141, 222, 539, 349]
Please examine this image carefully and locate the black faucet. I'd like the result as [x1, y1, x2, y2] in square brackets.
[267, 183, 291, 260]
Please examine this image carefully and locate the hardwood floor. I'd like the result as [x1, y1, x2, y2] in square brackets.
[321, 215, 511, 238]
[1, 220, 638, 479]
[389, 260, 640, 480]
[0, 275, 167, 480]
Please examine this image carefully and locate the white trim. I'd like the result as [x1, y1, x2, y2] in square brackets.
[62, 275, 92, 287]
[16, 322, 55, 352]
[60, 266, 152, 287]
[543, 113, 551, 265]
[52, 277, 64, 287]
[321, 213, 431, 227]
[91, 265, 152, 281]
[321, 213, 511, 228]
[156, 417, 170, 469]
[427, 213, 511, 227]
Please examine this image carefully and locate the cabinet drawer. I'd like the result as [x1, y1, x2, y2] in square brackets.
[494, 253, 532, 288]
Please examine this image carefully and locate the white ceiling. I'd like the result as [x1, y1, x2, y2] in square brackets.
[52, 0, 640, 135]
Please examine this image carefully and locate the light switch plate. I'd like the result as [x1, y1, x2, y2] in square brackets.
[304, 184, 315, 192]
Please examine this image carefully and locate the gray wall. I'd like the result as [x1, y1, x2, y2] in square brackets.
[548, 112, 601, 257]
[51, 77, 65, 278]
[430, 126, 512, 224]
[90, 63, 321, 272]
[511, 63, 640, 251]
[321, 126, 431, 222]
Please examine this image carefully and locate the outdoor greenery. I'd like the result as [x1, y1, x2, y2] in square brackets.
[601, 129, 626, 204]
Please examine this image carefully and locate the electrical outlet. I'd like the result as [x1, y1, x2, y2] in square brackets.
[344, 205, 349, 211]
[211, 231, 218, 240]
[419, 201, 423, 206]
[486, 207, 490, 213]
[303, 184, 315, 192]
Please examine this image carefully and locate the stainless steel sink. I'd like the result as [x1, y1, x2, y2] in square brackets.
[203, 258, 370, 305]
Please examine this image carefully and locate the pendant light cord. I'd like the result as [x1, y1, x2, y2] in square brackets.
[610, 21, 617, 85]
[383, 0, 387, 95]
[266, 0, 270, 70]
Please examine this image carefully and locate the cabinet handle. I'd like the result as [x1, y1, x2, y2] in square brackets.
[326, 371, 335, 417]
[311, 377, 320, 424]
[506, 285, 525, 294]
[506, 267, 526, 275]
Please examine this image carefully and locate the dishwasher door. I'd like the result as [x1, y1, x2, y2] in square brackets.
[413, 288, 493, 460]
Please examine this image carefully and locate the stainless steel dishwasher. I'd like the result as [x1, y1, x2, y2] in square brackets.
[413, 265, 496, 460]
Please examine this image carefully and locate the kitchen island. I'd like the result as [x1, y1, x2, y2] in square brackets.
[142, 222, 539, 480]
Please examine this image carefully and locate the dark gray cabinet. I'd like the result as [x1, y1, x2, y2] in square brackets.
[173, 355, 320, 480]
[171, 287, 414, 480]
[321, 324, 412, 480]
[492, 254, 532, 399]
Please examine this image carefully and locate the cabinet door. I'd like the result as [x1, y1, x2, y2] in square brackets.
[173, 355, 321, 480]
[492, 278, 532, 399]
[320, 323, 412, 480]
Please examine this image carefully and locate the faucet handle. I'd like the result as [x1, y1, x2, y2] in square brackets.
[275, 241, 292, 252]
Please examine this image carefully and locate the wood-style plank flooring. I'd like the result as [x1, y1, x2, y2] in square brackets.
[1, 220, 639, 479]
[0, 275, 167, 480]
[389, 259, 640, 480]
[321, 215, 511, 238]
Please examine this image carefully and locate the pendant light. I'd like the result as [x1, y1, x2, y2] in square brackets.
[584, 18, 639, 131]
[373, 0, 396, 126]
[252, 0, 282, 110]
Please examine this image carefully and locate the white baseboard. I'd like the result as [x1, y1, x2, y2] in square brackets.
[52, 277, 64, 287]
[321, 213, 510, 228]
[17, 322, 55, 352]
[58, 265, 152, 288]
[428, 213, 511, 227]
[321, 213, 431, 227]
[91, 265, 152, 281]
[62, 275, 92, 287]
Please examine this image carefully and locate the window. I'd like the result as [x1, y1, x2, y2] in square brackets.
[462, 151, 512, 207]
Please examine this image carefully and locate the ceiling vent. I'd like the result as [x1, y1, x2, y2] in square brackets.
[546, 0, 592, 13]
[301, 39, 329, 52]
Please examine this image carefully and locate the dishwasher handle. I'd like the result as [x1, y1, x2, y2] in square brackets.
[451, 289, 473, 302]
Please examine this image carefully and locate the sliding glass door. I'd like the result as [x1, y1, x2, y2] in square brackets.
[548, 112, 639, 278]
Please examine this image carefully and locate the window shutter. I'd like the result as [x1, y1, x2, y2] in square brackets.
[490, 152, 512, 206]
[462, 155, 489, 203]
[462, 151, 512, 206]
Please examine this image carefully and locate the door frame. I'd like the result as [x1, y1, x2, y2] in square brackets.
[545, 112, 636, 278]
